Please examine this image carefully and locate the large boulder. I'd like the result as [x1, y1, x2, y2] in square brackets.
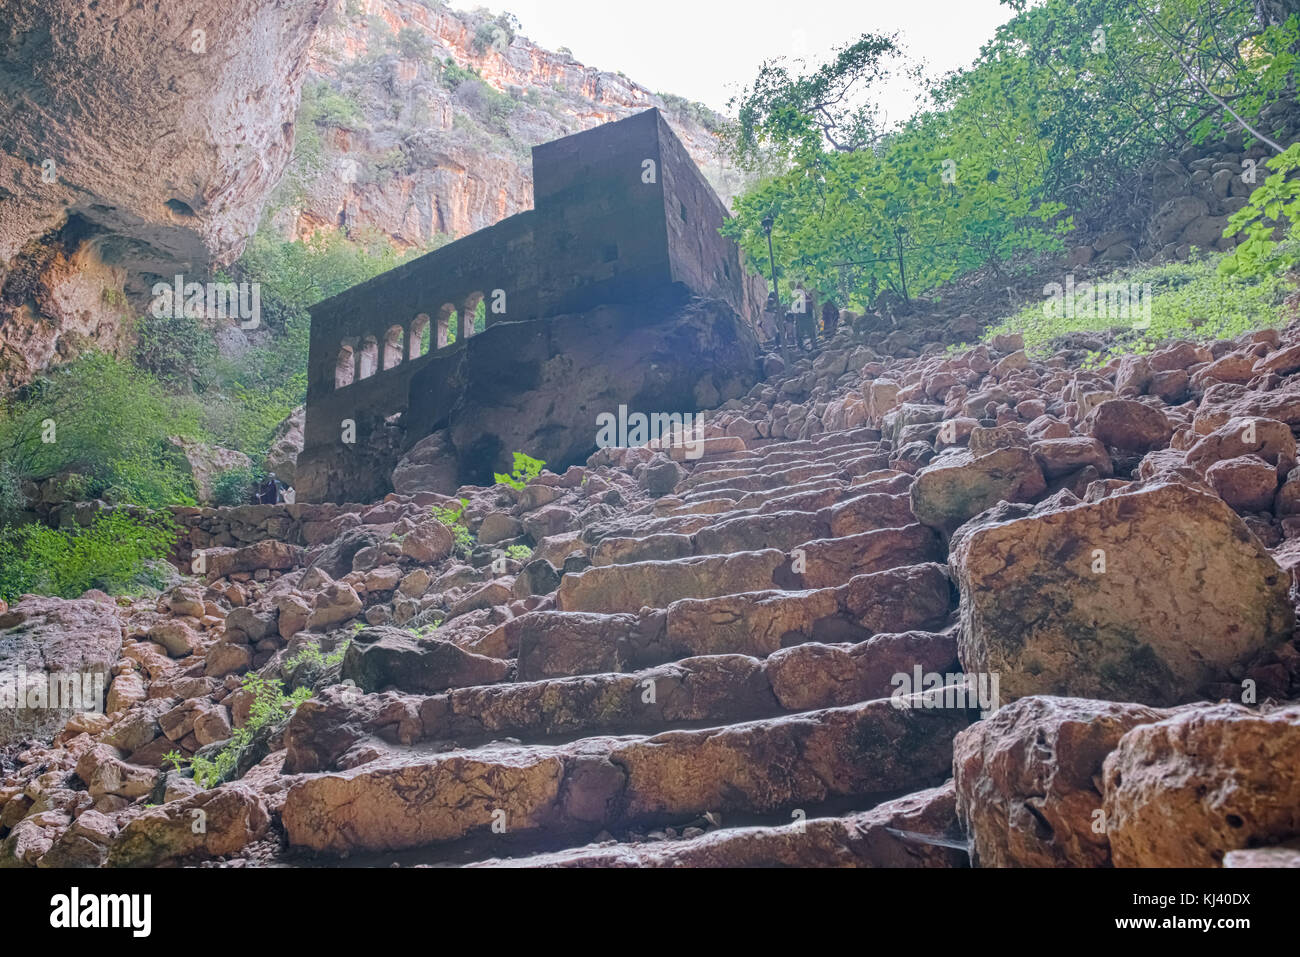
[340, 627, 509, 693]
[953, 696, 1173, 868]
[951, 483, 1293, 705]
[0, 597, 122, 745]
[1103, 703, 1300, 867]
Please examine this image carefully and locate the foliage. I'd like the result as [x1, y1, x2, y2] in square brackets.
[132, 312, 219, 392]
[395, 26, 435, 62]
[505, 544, 533, 562]
[1221, 142, 1300, 278]
[724, 1, 1300, 311]
[283, 639, 350, 673]
[470, 12, 518, 54]
[494, 451, 546, 490]
[187, 673, 312, 789]
[0, 510, 179, 604]
[0, 353, 199, 508]
[987, 249, 1298, 362]
[431, 497, 474, 555]
[211, 465, 263, 507]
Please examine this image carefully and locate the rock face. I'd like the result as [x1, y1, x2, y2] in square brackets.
[1103, 704, 1300, 867]
[0, 0, 330, 290]
[951, 483, 1293, 706]
[0, 597, 122, 745]
[288, 0, 739, 250]
[954, 696, 1173, 867]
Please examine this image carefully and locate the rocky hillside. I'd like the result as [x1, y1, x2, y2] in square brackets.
[270, 0, 741, 248]
[4, 305, 1299, 868]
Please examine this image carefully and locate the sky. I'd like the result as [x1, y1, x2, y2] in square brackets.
[457, 0, 1019, 119]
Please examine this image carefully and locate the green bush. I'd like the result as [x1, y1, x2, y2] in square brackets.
[431, 497, 474, 556]
[0, 353, 198, 508]
[186, 673, 312, 789]
[211, 465, 262, 507]
[494, 451, 545, 490]
[132, 312, 219, 392]
[0, 510, 179, 604]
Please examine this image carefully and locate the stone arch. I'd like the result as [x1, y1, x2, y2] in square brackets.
[358, 335, 379, 379]
[437, 304, 458, 348]
[335, 339, 356, 389]
[410, 314, 431, 359]
[464, 291, 486, 336]
[383, 324, 405, 369]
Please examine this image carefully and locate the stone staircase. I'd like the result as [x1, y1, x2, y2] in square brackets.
[278, 423, 975, 867]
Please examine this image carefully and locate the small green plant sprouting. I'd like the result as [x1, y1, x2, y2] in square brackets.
[505, 544, 533, 562]
[284, 639, 350, 674]
[431, 497, 475, 554]
[494, 452, 546, 491]
[162, 749, 189, 773]
[189, 674, 312, 789]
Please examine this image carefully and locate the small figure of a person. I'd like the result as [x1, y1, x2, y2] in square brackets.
[257, 473, 283, 505]
[791, 282, 819, 351]
[822, 301, 839, 339]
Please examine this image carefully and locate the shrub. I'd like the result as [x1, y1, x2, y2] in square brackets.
[186, 673, 311, 789]
[431, 497, 474, 556]
[494, 451, 545, 490]
[0, 353, 199, 508]
[0, 510, 179, 604]
[396, 26, 434, 61]
[211, 465, 262, 507]
[132, 312, 219, 392]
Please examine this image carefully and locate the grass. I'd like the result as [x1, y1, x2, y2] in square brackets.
[986, 246, 1299, 365]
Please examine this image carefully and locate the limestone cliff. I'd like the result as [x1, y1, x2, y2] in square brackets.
[277, 0, 743, 248]
[0, 0, 332, 389]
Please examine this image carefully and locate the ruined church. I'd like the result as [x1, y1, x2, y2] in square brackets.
[298, 108, 766, 503]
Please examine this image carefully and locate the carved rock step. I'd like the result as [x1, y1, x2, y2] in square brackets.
[599, 489, 917, 562]
[555, 549, 788, 614]
[682, 440, 887, 486]
[513, 563, 954, 678]
[284, 630, 959, 773]
[472, 782, 965, 868]
[281, 697, 969, 855]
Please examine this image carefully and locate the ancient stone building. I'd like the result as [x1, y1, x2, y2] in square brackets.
[298, 108, 766, 503]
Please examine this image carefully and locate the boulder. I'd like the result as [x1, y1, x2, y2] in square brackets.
[1103, 704, 1300, 867]
[0, 597, 121, 745]
[953, 696, 1173, 867]
[911, 447, 1046, 534]
[951, 483, 1293, 705]
[341, 627, 509, 693]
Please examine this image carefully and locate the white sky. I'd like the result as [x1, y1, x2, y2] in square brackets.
[456, 0, 1019, 117]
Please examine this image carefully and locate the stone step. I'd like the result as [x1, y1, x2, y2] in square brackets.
[281, 696, 969, 855]
[555, 549, 788, 615]
[284, 629, 959, 773]
[511, 562, 954, 678]
[471, 782, 965, 868]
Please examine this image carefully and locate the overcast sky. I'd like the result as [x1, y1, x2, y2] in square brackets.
[457, 0, 1019, 117]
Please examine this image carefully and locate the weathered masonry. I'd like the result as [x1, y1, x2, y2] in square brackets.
[298, 108, 765, 502]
